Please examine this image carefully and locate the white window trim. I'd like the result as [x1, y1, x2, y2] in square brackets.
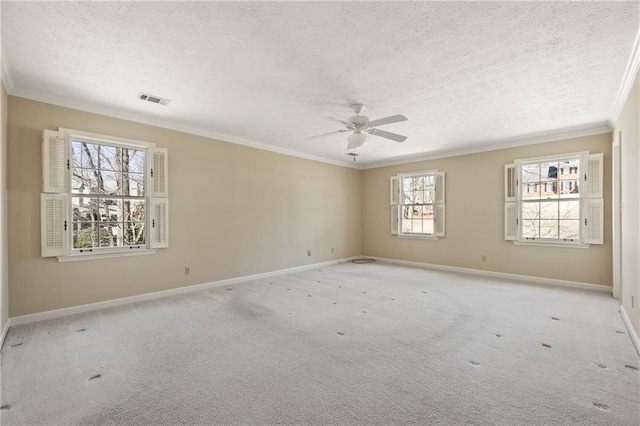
[57, 249, 157, 263]
[41, 128, 169, 261]
[506, 151, 602, 248]
[392, 169, 445, 239]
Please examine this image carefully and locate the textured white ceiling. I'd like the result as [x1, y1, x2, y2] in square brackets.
[2, 1, 639, 168]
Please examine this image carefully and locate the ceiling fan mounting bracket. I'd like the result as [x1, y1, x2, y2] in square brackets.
[350, 103, 366, 115]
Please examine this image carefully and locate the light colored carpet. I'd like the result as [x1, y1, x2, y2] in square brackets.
[1, 261, 639, 425]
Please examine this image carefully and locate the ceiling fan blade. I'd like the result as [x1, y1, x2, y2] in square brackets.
[326, 117, 355, 128]
[370, 129, 407, 143]
[368, 114, 408, 127]
[306, 130, 348, 140]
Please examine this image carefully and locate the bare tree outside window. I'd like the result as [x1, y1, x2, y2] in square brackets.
[71, 141, 146, 249]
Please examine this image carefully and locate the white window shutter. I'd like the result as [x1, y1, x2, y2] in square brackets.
[583, 153, 603, 244]
[41, 193, 67, 257]
[584, 198, 603, 244]
[42, 130, 68, 193]
[505, 201, 518, 241]
[433, 171, 445, 237]
[434, 204, 445, 237]
[505, 164, 518, 241]
[504, 164, 517, 201]
[151, 198, 169, 248]
[435, 171, 445, 204]
[584, 153, 603, 198]
[152, 147, 169, 197]
[390, 205, 399, 235]
[390, 176, 399, 205]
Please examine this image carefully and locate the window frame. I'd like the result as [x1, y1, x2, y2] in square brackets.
[41, 128, 169, 261]
[391, 170, 445, 239]
[505, 151, 603, 248]
[67, 133, 151, 255]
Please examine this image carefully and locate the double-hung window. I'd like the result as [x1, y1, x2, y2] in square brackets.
[504, 152, 603, 246]
[390, 170, 445, 238]
[41, 128, 169, 261]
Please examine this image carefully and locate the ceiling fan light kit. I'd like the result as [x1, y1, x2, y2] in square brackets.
[347, 132, 368, 150]
[310, 103, 409, 152]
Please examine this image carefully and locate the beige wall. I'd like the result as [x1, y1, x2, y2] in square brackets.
[1, 83, 8, 332]
[362, 134, 612, 286]
[7, 96, 362, 316]
[613, 69, 640, 338]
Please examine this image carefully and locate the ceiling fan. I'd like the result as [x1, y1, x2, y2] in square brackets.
[309, 103, 408, 150]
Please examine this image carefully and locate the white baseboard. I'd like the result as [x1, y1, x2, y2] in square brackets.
[5, 256, 613, 330]
[369, 257, 612, 293]
[8, 257, 361, 327]
[620, 305, 640, 357]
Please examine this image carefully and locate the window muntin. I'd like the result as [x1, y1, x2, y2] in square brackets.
[400, 173, 436, 235]
[519, 157, 581, 241]
[70, 139, 147, 251]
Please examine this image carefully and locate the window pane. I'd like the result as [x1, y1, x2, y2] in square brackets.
[521, 202, 539, 220]
[562, 179, 579, 195]
[540, 201, 559, 219]
[99, 145, 119, 171]
[539, 220, 559, 239]
[100, 171, 119, 195]
[423, 218, 434, 234]
[521, 219, 538, 238]
[559, 200, 580, 219]
[522, 164, 540, 183]
[97, 223, 119, 247]
[73, 222, 100, 248]
[72, 197, 98, 222]
[423, 204, 434, 234]
[541, 162, 559, 180]
[410, 207, 423, 233]
[72, 141, 99, 169]
[128, 173, 145, 196]
[123, 222, 146, 245]
[414, 190, 425, 204]
[559, 220, 580, 240]
[72, 168, 99, 194]
[126, 149, 145, 174]
[522, 181, 539, 200]
[130, 199, 145, 221]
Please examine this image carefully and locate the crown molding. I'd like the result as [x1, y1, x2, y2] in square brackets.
[358, 122, 611, 170]
[610, 26, 640, 128]
[0, 57, 615, 172]
[6, 85, 358, 170]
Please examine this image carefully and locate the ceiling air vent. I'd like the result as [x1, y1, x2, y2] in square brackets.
[138, 92, 171, 106]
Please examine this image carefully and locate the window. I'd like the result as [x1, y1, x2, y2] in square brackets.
[504, 152, 603, 246]
[390, 171, 445, 238]
[41, 129, 169, 260]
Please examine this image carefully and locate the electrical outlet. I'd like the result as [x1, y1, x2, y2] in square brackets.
[331, 247, 334, 254]
[481, 255, 487, 262]
[307, 250, 311, 257]
[185, 266, 190, 276]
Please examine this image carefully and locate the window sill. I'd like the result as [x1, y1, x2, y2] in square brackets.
[396, 234, 440, 240]
[513, 241, 589, 249]
[57, 249, 156, 262]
